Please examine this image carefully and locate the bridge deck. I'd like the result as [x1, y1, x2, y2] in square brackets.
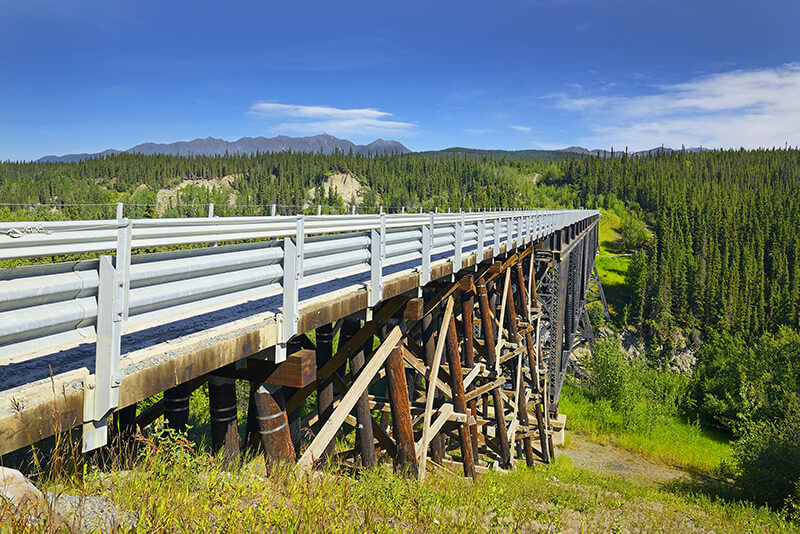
[0, 243, 490, 455]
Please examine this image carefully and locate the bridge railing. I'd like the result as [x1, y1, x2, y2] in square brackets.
[0, 208, 598, 451]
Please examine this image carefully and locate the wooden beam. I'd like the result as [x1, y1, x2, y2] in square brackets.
[297, 326, 403, 469]
[418, 296, 453, 480]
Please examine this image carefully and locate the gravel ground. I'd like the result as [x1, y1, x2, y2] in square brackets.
[559, 436, 688, 487]
[45, 492, 137, 533]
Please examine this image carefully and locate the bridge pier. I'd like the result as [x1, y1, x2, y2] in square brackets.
[163, 383, 191, 432]
[208, 376, 240, 464]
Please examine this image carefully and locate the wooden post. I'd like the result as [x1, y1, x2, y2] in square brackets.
[459, 277, 480, 459]
[253, 384, 295, 468]
[315, 323, 335, 460]
[343, 317, 376, 468]
[444, 304, 477, 480]
[421, 306, 445, 463]
[208, 376, 240, 464]
[286, 337, 303, 455]
[163, 382, 191, 432]
[476, 277, 513, 467]
[505, 272, 535, 467]
[385, 332, 418, 476]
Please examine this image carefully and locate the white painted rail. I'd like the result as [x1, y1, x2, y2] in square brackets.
[0, 208, 598, 451]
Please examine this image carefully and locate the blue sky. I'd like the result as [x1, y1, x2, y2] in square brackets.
[2, 0, 799, 160]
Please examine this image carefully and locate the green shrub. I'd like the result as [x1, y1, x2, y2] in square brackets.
[587, 338, 690, 434]
[734, 409, 800, 512]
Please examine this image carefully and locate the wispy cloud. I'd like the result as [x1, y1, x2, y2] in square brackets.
[249, 102, 414, 137]
[510, 124, 532, 132]
[553, 64, 800, 150]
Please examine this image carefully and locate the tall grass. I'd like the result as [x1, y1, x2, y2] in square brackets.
[560, 383, 732, 473]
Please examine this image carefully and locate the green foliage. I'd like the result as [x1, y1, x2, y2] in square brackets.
[619, 212, 649, 250]
[560, 383, 733, 474]
[693, 327, 800, 433]
[586, 339, 690, 434]
[559, 149, 800, 335]
[0, 151, 581, 223]
[734, 411, 800, 512]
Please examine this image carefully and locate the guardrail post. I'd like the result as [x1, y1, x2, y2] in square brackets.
[493, 217, 500, 257]
[270, 204, 276, 217]
[476, 213, 486, 267]
[507, 216, 513, 250]
[83, 216, 131, 452]
[421, 212, 433, 285]
[369, 213, 385, 307]
[279, 236, 299, 364]
[317, 204, 322, 216]
[296, 215, 304, 284]
[454, 211, 464, 272]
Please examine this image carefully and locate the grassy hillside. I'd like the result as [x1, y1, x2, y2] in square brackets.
[5, 431, 794, 533]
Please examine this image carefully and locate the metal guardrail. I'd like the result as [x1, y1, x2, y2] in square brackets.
[0, 208, 598, 451]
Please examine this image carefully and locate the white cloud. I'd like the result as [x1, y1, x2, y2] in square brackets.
[554, 64, 800, 150]
[510, 124, 532, 132]
[249, 102, 414, 137]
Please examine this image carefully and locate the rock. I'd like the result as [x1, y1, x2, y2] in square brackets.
[619, 330, 645, 360]
[598, 325, 615, 339]
[47, 493, 138, 532]
[0, 467, 69, 529]
[670, 347, 697, 375]
[0, 467, 43, 508]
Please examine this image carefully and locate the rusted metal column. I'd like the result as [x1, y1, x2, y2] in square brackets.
[385, 333, 418, 476]
[476, 277, 513, 467]
[209, 376, 240, 464]
[315, 323, 335, 460]
[253, 384, 295, 468]
[444, 309, 477, 480]
[163, 382, 191, 432]
[459, 277, 480, 459]
[343, 317, 376, 468]
[421, 306, 445, 463]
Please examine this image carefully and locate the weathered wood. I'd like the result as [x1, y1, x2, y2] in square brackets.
[476, 276, 513, 467]
[444, 299, 477, 480]
[464, 377, 506, 402]
[297, 326, 402, 469]
[343, 317, 376, 468]
[253, 384, 295, 467]
[287, 296, 409, 414]
[315, 323, 335, 460]
[419, 297, 453, 480]
[385, 330, 418, 476]
[460, 273, 478, 448]
[421, 304, 445, 463]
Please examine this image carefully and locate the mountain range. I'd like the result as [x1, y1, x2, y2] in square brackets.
[37, 134, 410, 162]
[36, 134, 712, 163]
[558, 145, 712, 157]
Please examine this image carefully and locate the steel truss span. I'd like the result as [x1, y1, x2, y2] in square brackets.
[0, 209, 600, 477]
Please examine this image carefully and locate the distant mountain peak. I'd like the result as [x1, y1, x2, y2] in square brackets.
[37, 134, 410, 163]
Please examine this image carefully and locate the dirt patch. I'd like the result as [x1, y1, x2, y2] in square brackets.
[308, 172, 367, 205]
[156, 174, 238, 213]
[560, 435, 689, 487]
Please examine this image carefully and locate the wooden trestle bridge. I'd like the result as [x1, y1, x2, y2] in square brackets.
[0, 207, 601, 478]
